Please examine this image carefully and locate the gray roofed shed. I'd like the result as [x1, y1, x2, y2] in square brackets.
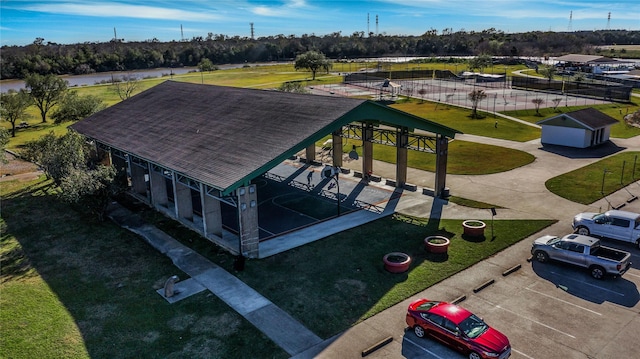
[536, 108, 618, 148]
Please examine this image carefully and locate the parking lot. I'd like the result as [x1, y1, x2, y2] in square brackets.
[399, 235, 640, 359]
[299, 197, 640, 359]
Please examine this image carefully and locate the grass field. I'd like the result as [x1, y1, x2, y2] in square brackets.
[1, 59, 637, 358]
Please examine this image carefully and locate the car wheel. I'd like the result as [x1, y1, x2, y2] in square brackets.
[636, 239, 640, 250]
[534, 251, 548, 262]
[413, 325, 425, 338]
[468, 351, 482, 359]
[590, 265, 605, 279]
[576, 226, 590, 236]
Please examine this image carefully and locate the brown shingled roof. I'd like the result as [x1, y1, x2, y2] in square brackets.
[71, 81, 367, 192]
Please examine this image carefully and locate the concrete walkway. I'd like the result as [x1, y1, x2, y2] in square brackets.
[106, 203, 322, 357]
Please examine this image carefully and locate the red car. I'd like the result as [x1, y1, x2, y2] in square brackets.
[406, 299, 511, 359]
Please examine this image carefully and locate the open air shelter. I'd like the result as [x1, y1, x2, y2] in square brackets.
[71, 81, 460, 258]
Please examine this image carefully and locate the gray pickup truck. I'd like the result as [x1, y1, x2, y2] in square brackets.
[531, 234, 632, 279]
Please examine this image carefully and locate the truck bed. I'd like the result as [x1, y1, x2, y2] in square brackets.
[592, 246, 628, 261]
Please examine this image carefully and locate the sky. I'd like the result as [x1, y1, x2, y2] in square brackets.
[1, 0, 639, 46]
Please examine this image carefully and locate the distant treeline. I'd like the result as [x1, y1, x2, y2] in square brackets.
[1, 29, 639, 80]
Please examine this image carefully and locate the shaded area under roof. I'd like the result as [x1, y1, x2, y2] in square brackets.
[71, 81, 459, 194]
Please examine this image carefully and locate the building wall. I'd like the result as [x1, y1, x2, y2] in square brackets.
[540, 125, 590, 148]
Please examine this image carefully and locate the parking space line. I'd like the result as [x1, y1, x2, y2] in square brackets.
[512, 348, 535, 359]
[495, 305, 576, 339]
[403, 337, 447, 359]
[524, 287, 602, 316]
[549, 271, 625, 296]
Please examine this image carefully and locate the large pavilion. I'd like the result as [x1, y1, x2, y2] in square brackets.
[71, 81, 460, 258]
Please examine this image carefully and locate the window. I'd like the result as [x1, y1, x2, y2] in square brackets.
[611, 218, 630, 228]
[442, 318, 459, 334]
[422, 313, 444, 326]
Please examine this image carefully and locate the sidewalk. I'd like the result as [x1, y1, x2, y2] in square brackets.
[106, 203, 323, 357]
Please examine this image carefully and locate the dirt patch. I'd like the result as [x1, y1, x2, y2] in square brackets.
[1, 151, 42, 181]
[167, 313, 197, 331]
[191, 312, 241, 336]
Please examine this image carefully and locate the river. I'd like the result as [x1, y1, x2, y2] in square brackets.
[0, 62, 284, 93]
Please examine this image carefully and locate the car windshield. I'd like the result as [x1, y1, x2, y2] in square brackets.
[459, 314, 488, 339]
[546, 237, 561, 246]
[416, 301, 440, 311]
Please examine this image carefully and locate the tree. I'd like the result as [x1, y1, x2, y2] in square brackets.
[22, 131, 121, 220]
[538, 65, 557, 82]
[112, 74, 140, 101]
[532, 98, 545, 115]
[468, 89, 487, 118]
[51, 92, 105, 123]
[418, 88, 427, 103]
[468, 54, 492, 73]
[294, 51, 332, 80]
[278, 81, 308, 93]
[551, 98, 562, 111]
[198, 58, 216, 72]
[22, 131, 87, 184]
[24, 73, 68, 123]
[0, 89, 32, 137]
[59, 164, 120, 221]
[0, 128, 9, 164]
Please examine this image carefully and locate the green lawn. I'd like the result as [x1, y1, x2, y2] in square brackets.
[0, 177, 288, 359]
[392, 101, 541, 142]
[546, 151, 640, 204]
[1, 60, 635, 358]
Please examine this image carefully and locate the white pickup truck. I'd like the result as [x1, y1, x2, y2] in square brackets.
[572, 210, 640, 249]
[531, 234, 632, 279]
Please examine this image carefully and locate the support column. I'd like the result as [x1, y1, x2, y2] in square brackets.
[174, 178, 193, 222]
[396, 127, 409, 187]
[435, 135, 449, 198]
[332, 131, 343, 168]
[130, 164, 148, 197]
[362, 123, 374, 176]
[201, 184, 222, 238]
[237, 184, 259, 258]
[305, 144, 316, 163]
[149, 169, 168, 208]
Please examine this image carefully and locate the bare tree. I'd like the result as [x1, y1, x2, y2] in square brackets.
[551, 98, 562, 111]
[112, 74, 140, 100]
[532, 98, 545, 115]
[468, 89, 487, 118]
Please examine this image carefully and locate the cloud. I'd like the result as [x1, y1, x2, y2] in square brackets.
[19, 1, 221, 22]
[250, 0, 311, 17]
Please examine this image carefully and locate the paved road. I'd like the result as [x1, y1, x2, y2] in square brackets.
[293, 133, 640, 359]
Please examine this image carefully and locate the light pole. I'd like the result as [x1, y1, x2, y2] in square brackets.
[601, 168, 612, 196]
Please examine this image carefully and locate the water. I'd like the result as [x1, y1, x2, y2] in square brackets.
[0, 67, 198, 93]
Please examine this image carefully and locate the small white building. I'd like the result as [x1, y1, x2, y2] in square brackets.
[537, 108, 618, 148]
